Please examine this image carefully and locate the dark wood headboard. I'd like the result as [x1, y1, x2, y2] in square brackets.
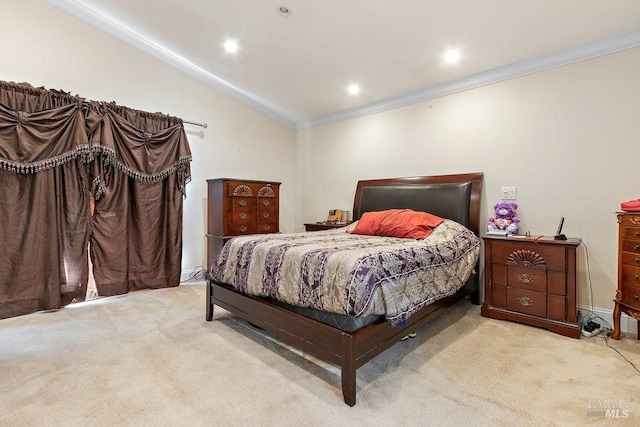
[352, 173, 483, 235]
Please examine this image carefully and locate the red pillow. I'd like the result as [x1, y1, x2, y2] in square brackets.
[348, 209, 444, 239]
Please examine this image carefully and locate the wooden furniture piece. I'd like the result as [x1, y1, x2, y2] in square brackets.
[481, 235, 581, 338]
[206, 178, 280, 267]
[612, 212, 640, 340]
[304, 222, 351, 231]
[206, 172, 483, 406]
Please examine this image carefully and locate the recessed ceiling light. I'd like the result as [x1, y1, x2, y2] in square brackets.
[278, 6, 291, 17]
[224, 39, 239, 53]
[347, 84, 360, 95]
[444, 49, 461, 64]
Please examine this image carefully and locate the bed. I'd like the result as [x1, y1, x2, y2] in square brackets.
[205, 172, 483, 406]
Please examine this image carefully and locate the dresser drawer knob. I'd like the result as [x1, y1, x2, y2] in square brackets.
[518, 297, 534, 307]
[240, 213, 247, 219]
[240, 226, 247, 232]
[635, 258, 640, 264]
[518, 274, 534, 284]
[263, 225, 271, 230]
[239, 199, 247, 206]
[634, 244, 640, 251]
[263, 212, 270, 219]
[634, 231, 640, 237]
[635, 274, 640, 281]
[263, 200, 270, 206]
[634, 294, 639, 301]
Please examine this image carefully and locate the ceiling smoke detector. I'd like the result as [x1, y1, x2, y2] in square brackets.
[278, 6, 291, 17]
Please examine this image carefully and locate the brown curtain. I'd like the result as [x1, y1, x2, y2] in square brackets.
[89, 103, 191, 297]
[0, 82, 91, 319]
[0, 82, 192, 319]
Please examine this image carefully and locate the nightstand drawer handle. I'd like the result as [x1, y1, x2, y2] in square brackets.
[634, 294, 639, 301]
[263, 225, 271, 231]
[240, 226, 247, 232]
[635, 258, 640, 264]
[634, 231, 640, 237]
[263, 200, 270, 206]
[634, 245, 640, 251]
[240, 213, 247, 219]
[263, 212, 270, 219]
[518, 297, 534, 307]
[634, 274, 640, 281]
[518, 274, 534, 284]
[239, 199, 247, 206]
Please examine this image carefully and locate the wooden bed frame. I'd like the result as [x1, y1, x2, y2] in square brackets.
[206, 172, 483, 406]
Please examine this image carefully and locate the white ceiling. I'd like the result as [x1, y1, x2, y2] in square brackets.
[49, 0, 640, 130]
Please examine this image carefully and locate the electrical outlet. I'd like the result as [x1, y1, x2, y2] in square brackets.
[501, 186, 517, 200]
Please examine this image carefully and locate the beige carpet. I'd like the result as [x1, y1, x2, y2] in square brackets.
[1, 283, 638, 426]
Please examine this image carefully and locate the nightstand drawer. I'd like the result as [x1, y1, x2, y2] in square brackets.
[507, 266, 546, 293]
[506, 288, 546, 318]
[620, 283, 640, 309]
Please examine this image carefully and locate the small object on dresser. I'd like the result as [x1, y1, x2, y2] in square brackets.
[487, 202, 520, 235]
[487, 229, 508, 236]
[621, 199, 640, 212]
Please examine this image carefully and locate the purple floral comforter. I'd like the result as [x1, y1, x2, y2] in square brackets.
[210, 219, 480, 326]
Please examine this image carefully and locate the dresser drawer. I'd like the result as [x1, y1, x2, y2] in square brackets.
[621, 265, 640, 287]
[506, 288, 546, 318]
[256, 222, 278, 233]
[232, 197, 256, 210]
[507, 266, 546, 293]
[621, 252, 640, 267]
[232, 223, 257, 235]
[622, 227, 640, 241]
[622, 215, 640, 228]
[620, 283, 640, 309]
[257, 210, 277, 222]
[258, 197, 277, 209]
[621, 240, 640, 254]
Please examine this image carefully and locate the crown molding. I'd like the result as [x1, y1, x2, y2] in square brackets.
[47, 0, 640, 132]
[47, 0, 298, 130]
[296, 28, 640, 131]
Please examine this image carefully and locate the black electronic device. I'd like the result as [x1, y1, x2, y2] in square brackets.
[554, 217, 567, 240]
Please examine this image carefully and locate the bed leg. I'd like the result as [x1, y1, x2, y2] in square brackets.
[341, 333, 356, 406]
[470, 286, 481, 305]
[206, 280, 214, 321]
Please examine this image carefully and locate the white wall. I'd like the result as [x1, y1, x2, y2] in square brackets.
[298, 47, 640, 311]
[0, 0, 297, 272]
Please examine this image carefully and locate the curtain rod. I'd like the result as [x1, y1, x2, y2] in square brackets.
[183, 120, 208, 128]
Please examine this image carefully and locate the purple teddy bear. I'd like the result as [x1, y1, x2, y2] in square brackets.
[488, 202, 520, 235]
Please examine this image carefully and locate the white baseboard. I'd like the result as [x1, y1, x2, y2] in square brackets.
[578, 304, 638, 336]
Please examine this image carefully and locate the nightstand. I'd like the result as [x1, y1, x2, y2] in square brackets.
[304, 222, 351, 232]
[481, 235, 582, 339]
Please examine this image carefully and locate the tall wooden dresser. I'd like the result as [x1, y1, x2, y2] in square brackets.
[612, 212, 640, 340]
[206, 178, 280, 268]
[481, 235, 582, 338]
